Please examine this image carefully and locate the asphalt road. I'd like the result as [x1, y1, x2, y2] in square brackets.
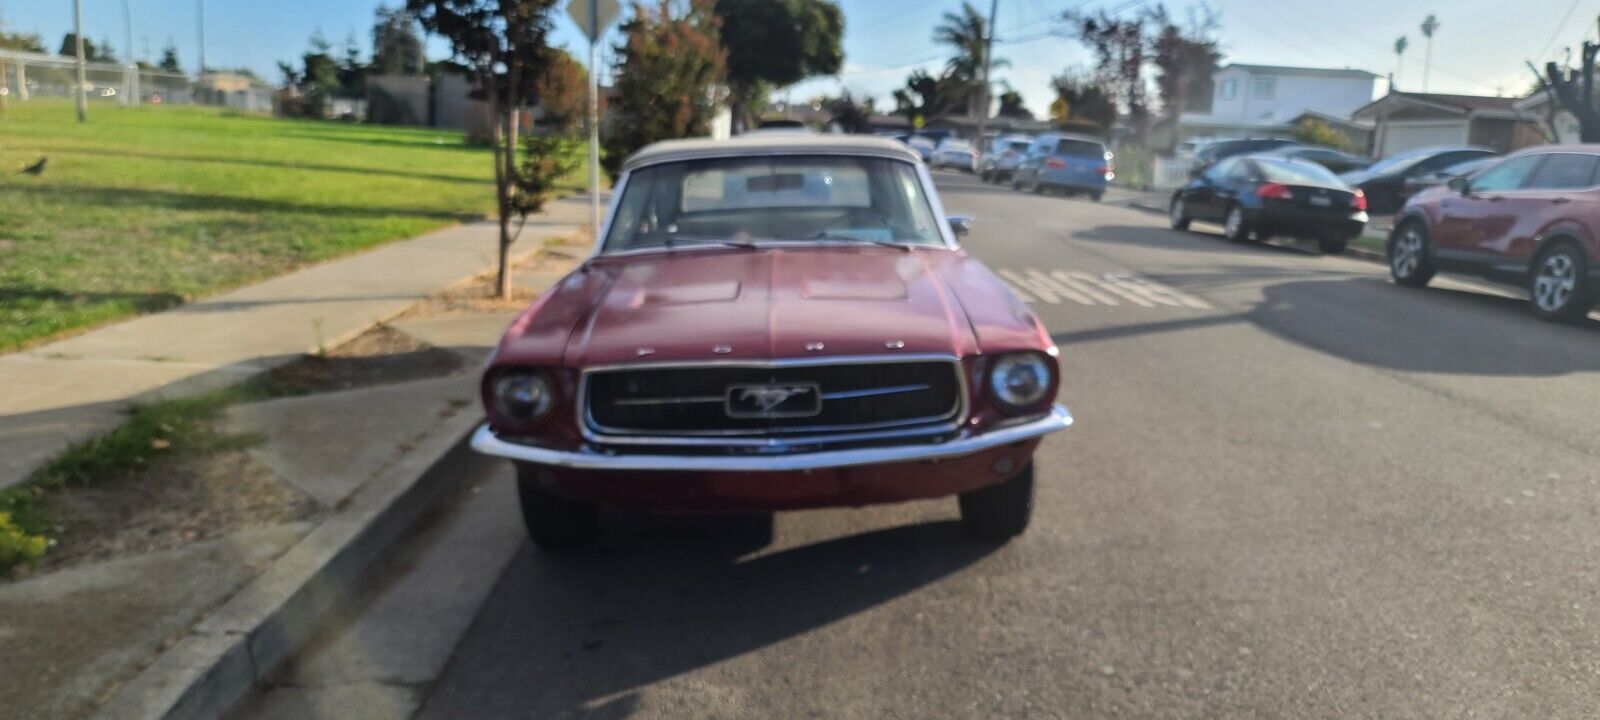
[238, 171, 1600, 720]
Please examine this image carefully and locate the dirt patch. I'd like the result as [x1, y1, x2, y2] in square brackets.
[256, 324, 464, 396]
[400, 248, 582, 318]
[15, 450, 318, 577]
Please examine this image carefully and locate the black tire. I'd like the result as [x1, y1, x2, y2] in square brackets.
[1318, 234, 1350, 255]
[981, 169, 993, 183]
[1032, 181, 1045, 195]
[1090, 192, 1104, 202]
[1011, 176, 1024, 191]
[1169, 196, 1191, 230]
[1222, 204, 1252, 242]
[1528, 241, 1595, 323]
[516, 466, 598, 551]
[958, 463, 1034, 541]
[1388, 219, 1436, 288]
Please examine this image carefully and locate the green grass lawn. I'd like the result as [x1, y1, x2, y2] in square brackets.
[0, 100, 588, 351]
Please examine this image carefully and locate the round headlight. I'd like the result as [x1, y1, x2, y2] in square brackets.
[989, 353, 1050, 410]
[492, 370, 554, 421]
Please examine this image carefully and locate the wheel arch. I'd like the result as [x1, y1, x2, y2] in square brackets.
[1531, 227, 1594, 268]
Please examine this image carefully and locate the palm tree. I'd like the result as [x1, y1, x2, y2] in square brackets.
[1420, 14, 1439, 92]
[1393, 36, 1408, 90]
[933, 2, 1008, 116]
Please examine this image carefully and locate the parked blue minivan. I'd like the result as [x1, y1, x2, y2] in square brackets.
[1011, 133, 1114, 201]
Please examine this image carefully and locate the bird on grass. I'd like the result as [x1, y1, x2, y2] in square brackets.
[20, 157, 47, 176]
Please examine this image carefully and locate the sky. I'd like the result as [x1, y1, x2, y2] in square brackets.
[1, 0, 1592, 116]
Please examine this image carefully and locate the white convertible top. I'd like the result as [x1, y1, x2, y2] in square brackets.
[622, 134, 924, 172]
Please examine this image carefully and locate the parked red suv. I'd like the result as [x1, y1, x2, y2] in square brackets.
[1388, 147, 1600, 322]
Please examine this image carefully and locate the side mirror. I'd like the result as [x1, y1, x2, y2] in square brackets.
[947, 215, 974, 238]
[1447, 176, 1470, 195]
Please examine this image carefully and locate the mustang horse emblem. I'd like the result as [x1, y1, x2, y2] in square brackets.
[725, 383, 821, 417]
[739, 386, 807, 412]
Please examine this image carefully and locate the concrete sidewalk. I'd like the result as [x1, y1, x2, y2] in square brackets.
[0, 195, 593, 491]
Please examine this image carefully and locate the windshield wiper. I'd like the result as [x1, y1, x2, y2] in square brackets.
[794, 231, 913, 252]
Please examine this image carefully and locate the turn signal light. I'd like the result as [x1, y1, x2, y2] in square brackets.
[1351, 188, 1368, 211]
[1255, 183, 1294, 200]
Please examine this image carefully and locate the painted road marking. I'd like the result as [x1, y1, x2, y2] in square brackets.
[998, 269, 1212, 310]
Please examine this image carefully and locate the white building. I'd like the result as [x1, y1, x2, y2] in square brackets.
[1176, 63, 1380, 144]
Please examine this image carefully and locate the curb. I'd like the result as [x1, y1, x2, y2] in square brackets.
[91, 409, 496, 720]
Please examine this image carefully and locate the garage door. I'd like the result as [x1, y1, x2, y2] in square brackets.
[1382, 122, 1469, 156]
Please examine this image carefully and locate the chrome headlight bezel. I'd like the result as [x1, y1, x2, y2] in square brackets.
[490, 368, 555, 423]
[988, 352, 1053, 412]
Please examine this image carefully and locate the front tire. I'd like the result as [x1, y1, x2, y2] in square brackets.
[1223, 205, 1251, 242]
[1529, 242, 1594, 323]
[1388, 220, 1436, 288]
[516, 467, 598, 551]
[1169, 196, 1191, 230]
[959, 463, 1034, 541]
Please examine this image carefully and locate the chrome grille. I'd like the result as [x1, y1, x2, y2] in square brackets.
[582, 357, 964, 442]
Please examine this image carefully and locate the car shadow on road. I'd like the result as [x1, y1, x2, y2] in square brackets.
[1053, 273, 1600, 377]
[413, 519, 997, 719]
[1073, 224, 1325, 257]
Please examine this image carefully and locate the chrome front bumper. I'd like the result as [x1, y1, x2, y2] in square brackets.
[471, 404, 1073, 472]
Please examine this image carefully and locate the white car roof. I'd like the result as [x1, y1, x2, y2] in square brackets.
[623, 134, 923, 172]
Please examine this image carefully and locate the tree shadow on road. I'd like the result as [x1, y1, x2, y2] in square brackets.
[413, 519, 997, 719]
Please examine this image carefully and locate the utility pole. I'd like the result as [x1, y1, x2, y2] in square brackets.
[74, 0, 88, 122]
[197, 0, 206, 76]
[974, 0, 999, 149]
[1420, 14, 1439, 93]
[122, 0, 139, 106]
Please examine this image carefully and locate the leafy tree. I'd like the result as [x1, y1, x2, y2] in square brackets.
[603, 0, 727, 178]
[98, 37, 117, 64]
[409, 0, 562, 297]
[1535, 24, 1600, 143]
[337, 31, 367, 97]
[1059, 9, 1147, 134]
[892, 68, 965, 124]
[715, 0, 843, 130]
[1290, 117, 1350, 150]
[513, 50, 588, 223]
[934, 1, 1006, 116]
[1050, 70, 1117, 131]
[0, 24, 45, 53]
[534, 47, 587, 129]
[1148, 4, 1220, 118]
[817, 90, 875, 132]
[372, 5, 426, 76]
[59, 34, 108, 62]
[158, 40, 182, 73]
[296, 32, 342, 113]
[997, 85, 1031, 119]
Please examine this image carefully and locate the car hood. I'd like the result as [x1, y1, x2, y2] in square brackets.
[494, 246, 1050, 368]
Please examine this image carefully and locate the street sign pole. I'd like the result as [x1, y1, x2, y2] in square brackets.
[569, 0, 618, 240]
[587, 11, 601, 238]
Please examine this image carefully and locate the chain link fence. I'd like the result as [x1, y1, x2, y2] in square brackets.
[0, 48, 273, 112]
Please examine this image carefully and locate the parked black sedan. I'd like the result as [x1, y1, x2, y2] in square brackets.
[1169, 155, 1369, 254]
[1258, 145, 1372, 174]
[1337, 145, 1497, 213]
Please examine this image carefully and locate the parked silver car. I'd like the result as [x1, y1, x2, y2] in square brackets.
[931, 139, 979, 172]
[981, 134, 1033, 183]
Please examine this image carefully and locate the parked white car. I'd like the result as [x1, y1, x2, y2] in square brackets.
[931, 139, 978, 172]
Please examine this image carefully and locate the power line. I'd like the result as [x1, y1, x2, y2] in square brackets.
[1269, 0, 1494, 92]
[1535, 0, 1585, 61]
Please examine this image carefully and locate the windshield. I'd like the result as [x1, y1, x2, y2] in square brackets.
[1255, 158, 1343, 185]
[1362, 148, 1436, 175]
[604, 156, 945, 251]
[1056, 139, 1106, 157]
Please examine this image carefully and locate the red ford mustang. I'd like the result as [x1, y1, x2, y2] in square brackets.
[472, 135, 1072, 549]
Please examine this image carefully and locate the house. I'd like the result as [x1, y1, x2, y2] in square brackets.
[1352, 91, 1546, 156]
[1175, 63, 1380, 144]
[1511, 89, 1581, 144]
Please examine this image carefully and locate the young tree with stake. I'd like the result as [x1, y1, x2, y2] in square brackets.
[408, 0, 560, 298]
